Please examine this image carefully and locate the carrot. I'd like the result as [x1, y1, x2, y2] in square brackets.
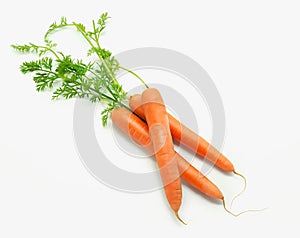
[111, 107, 260, 217]
[130, 94, 247, 208]
[140, 88, 184, 221]
[111, 107, 223, 200]
[15, 13, 259, 220]
[129, 94, 234, 172]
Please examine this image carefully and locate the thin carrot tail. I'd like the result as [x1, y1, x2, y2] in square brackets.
[230, 170, 247, 209]
[222, 198, 267, 217]
[175, 211, 187, 225]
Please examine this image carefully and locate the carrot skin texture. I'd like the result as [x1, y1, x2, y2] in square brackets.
[110, 107, 223, 200]
[129, 94, 234, 172]
[141, 88, 182, 212]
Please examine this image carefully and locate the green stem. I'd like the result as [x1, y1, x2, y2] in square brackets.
[119, 66, 149, 88]
[30, 44, 60, 59]
[42, 46, 60, 59]
[118, 102, 132, 111]
[73, 22, 120, 87]
[38, 69, 59, 76]
[89, 87, 115, 102]
[89, 87, 131, 111]
[44, 23, 74, 40]
[85, 69, 118, 100]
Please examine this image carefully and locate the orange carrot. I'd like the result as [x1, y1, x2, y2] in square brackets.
[141, 88, 183, 220]
[110, 107, 223, 200]
[111, 108, 258, 218]
[129, 94, 234, 172]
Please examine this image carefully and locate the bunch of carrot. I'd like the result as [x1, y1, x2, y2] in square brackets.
[111, 88, 246, 223]
[12, 13, 254, 224]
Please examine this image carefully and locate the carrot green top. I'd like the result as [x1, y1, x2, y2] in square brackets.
[12, 12, 148, 126]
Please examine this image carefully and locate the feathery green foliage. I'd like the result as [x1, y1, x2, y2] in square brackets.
[12, 12, 147, 126]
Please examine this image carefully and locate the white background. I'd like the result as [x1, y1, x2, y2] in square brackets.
[1, 0, 300, 237]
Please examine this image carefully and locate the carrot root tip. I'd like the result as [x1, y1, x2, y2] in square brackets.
[222, 198, 267, 217]
[175, 211, 187, 225]
[230, 170, 247, 209]
[222, 198, 240, 217]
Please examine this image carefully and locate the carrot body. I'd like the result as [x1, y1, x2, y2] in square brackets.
[129, 94, 234, 172]
[141, 88, 182, 213]
[110, 107, 223, 200]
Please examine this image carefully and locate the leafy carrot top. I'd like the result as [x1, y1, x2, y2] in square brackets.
[12, 12, 148, 126]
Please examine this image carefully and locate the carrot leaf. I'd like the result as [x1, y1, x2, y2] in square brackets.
[12, 12, 145, 125]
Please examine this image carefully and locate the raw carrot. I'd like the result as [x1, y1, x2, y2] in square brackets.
[130, 94, 248, 208]
[141, 88, 183, 221]
[14, 12, 257, 220]
[111, 107, 259, 217]
[110, 107, 223, 200]
[129, 94, 234, 172]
